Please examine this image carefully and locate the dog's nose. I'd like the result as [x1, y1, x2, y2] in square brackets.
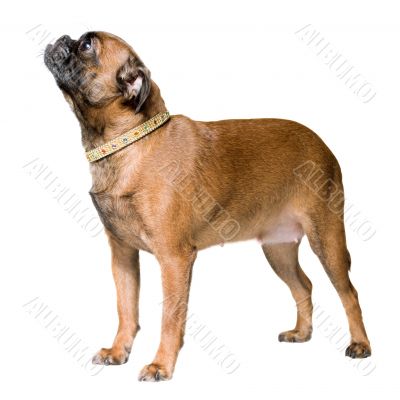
[56, 35, 73, 47]
[53, 34, 73, 50]
[59, 35, 71, 43]
[45, 35, 74, 66]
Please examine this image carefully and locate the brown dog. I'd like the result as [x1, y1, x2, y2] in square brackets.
[44, 31, 371, 381]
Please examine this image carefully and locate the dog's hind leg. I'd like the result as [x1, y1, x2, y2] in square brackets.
[304, 209, 371, 358]
[262, 241, 313, 342]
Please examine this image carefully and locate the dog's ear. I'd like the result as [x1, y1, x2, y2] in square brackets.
[117, 56, 151, 113]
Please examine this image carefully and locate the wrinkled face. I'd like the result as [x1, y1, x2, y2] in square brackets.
[44, 31, 151, 112]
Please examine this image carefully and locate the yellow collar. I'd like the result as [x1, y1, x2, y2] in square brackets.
[86, 111, 170, 162]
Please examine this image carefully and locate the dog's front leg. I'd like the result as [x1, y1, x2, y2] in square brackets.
[92, 233, 140, 365]
[139, 247, 196, 381]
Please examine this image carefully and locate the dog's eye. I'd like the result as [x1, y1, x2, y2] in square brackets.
[80, 39, 92, 52]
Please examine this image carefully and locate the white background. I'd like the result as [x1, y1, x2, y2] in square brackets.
[1, 0, 399, 398]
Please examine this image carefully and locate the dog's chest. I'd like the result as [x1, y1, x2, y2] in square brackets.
[89, 190, 150, 251]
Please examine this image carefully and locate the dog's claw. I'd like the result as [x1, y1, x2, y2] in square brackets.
[278, 329, 312, 343]
[92, 347, 129, 365]
[138, 363, 171, 382]
[345, 342, 371, 358]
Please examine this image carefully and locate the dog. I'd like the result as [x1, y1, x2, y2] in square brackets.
[44, 31, 371, 381]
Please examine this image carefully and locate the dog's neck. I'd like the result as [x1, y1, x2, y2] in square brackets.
[79, 81, 167, 152]
[78, 81, 168, 193]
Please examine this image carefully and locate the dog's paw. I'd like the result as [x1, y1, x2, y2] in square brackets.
[345, 342, 371, 358]
[92, 347, 130, 365]
[278, 329, 312, 343]
[138, 363, 172, 382]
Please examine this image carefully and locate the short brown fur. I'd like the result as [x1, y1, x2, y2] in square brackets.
[45, 31, 371, 381]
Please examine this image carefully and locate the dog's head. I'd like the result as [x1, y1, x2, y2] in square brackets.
[44, 31, 151, 113]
